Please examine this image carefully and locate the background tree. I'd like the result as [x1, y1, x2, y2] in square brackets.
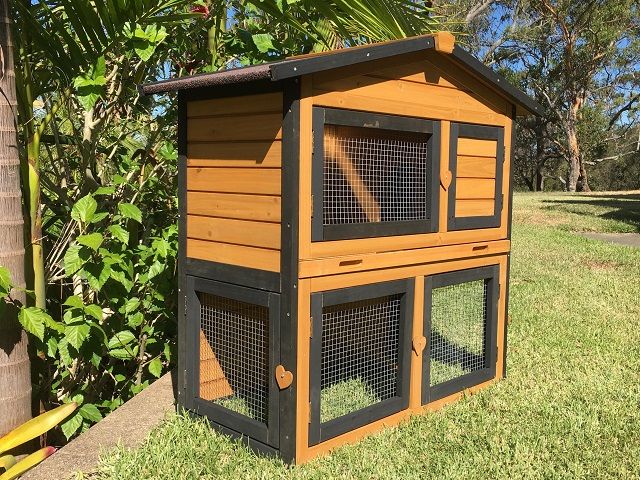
[0, 0, 31, 436]
[473, 0, 640, 192]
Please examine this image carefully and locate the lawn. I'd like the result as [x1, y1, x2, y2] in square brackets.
[88, 192, 640, 479]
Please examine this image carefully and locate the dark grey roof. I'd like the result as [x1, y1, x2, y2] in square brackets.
[141, 34, 542, 116]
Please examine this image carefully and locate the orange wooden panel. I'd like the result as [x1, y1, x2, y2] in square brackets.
[187, 114, 283, 142]
[187, 215, 280, 249]
[313, 89, 507, 127]
[187, 167, 281, 195]
[423, 52, 510, 114]
[299, 240, 510, 278]
[439, 120, 451, 233]
[456, 155, 496, 178]
[455, 178, 495, 200]
[187, 239, 280, 272]
[455, 199, 495, 217]
[307, 228, 508, 259]
[311, 51, 509, 117]
[409, 276, 425, 410]
[457, 138, 497, 157]
[187, 141, 282, 167]
[187, 192, 281, 222]
[187, 92, 282, 117]
[199, 331, 233, 400]
[314, 74, 502, 117]
[310, 255, 506, 292]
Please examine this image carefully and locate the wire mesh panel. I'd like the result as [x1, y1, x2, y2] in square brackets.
[310, 280, 412, 445]
[423, 266, 498, 404]
[312, 108, 439, 240]
[430, 280, 487, 386]
[320, 295, 402, 422]
[323, 125, 430, 226]
[198, 293, 270, 424]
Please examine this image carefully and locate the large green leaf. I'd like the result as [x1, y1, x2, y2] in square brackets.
[65, 322, 91, 350]
[18, 307, 50, 341]
[64, 245, 87, 276]
[71, 195, 98, 224]
[77, 233, 104, 251]
[60, 413, 83, 440]
[79, 404, 103, 422]
[148, 357, 163, 378]
[118, 203, 142, 223]
[108, 330, 136, 350]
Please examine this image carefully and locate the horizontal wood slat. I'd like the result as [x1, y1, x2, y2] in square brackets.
[313, 90, 506, 127]
[457, 138, 498, 157]
[299, 239, 510, 278]
[187, 215, 280, 249]
[187, 192, 281, 222]
[187, 239, 280, 272]
[314, 74, 501, 118]
[455, 178, 496, 200]
[187, 167, 281, 195]
[455, 198, 495, 217]
[187, 141, 282, 167]
[187, 114, 283, 142]
[456, 155, 496, 178]
[187, 92, 282, 117]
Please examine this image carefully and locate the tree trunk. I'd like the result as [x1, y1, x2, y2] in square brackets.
[534, 124, 545, 192]
[566, 97, 583, 192]
[535, 170, 544, 191]
[577, 158, 591, 192]
[0, 0, 32, 436]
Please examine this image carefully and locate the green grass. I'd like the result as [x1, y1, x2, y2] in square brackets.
[88, 192, 640, 479]
[320, 377, 380, 422]
[513, 191, 640, 233]
[215, 396, 256, 420]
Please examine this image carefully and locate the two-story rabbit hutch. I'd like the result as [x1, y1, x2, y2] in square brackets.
[142, 32, 542, 463]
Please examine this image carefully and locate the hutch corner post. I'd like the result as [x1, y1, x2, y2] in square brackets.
[142, 31, 542, 464]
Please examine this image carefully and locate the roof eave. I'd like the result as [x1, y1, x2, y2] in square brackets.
[450, 46, 544, 117]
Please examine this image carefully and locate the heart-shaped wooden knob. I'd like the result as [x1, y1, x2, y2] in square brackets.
[412, 336, 427, 355]
[440, 170, 452, 191]
[275, 365, 293, 390]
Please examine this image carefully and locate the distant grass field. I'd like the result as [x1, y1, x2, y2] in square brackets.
[88, 192, 640, 480]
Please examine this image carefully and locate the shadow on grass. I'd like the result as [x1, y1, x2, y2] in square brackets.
[540, 194, 640, 232]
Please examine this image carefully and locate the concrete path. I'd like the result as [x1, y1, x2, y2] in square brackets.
[579, 232, 640, 248]
[22, 371, 177, 480]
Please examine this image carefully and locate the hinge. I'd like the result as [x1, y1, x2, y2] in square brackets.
[311, 131, 314, 155]
[308, 402, 312, 424]
[309, 316, 313, 338]
[311, 195, 314, 217]
[183, 369, 187, 390]
[501, 193, 505, 210]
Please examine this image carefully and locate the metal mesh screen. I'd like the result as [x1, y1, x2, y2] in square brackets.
[199, 293, 269, 423]
[430, 280, 487, 386]
[323, 125, 430, 226]
[320, 294, 402, 423]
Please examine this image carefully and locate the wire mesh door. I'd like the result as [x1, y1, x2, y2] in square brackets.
[186, 276, 280, 447]
[312, 107, 440, 241]
[309, 279, 413, 445]
[422, 265, 499, 404]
